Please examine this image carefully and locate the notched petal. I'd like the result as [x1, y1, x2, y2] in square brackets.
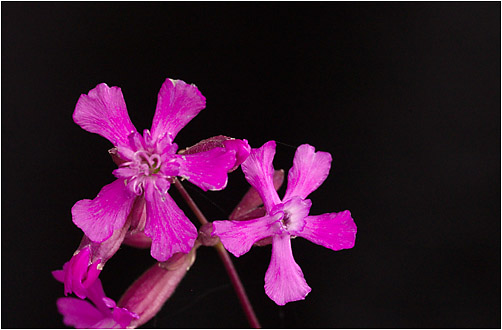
[241, 141, 282, 213]
[294, 210, 357, 251]
[73, 83, 137, 147]
[176, 147, 236, 191]
[284, 144, 332, 201]
[144, 182, 197, 261]
[212, 215, 281, 257]
[150, 78, 206, 144]
[229, 169, 285, 221]
[72, 179, 135, 243]
[179, 136, 251, 172]
[264, 235, 311, 305]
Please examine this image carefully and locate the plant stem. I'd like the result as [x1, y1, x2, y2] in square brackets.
[173, 178, 261, 329]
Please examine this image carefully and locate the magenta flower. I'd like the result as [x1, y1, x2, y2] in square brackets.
[56, 278, 138, 329]
[52, 247, 102, 299]
[212, 141, 357, 305]
[72, 78, 241, 261]
[53, 220, 134, 300]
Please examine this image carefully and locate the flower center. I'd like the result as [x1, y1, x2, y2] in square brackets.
[133, 150, 162, 176]
[120, 150, 169, 196]
[115, 130, 181, 196]
[270, 197, 311, 234]
[281, 211, 292, 228]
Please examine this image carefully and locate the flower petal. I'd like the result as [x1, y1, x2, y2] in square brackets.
[179, 136, 251, 172]
[62, 247, 101, 299]
[212, 214, 281, 257]
[56, 297, 105, 329]
[72, 179, 136, 243]
[85, 278, 109, 313]
[284, 144, 332, 201]
[52, 270, 65, 283]
[67, 247, 92, 293]
[91, 318, 121, 329]
[57, 278, 137, 329]
[112, 307, 139, 328]
[222, 138, 251, 171]
[144, 181, 197, 262]
[150, 78, 206, 144]
[73, 83, 137, 147]
[229, 169, 284, 220]
[241, 141, 281, 213]
[176, 147, 236, 191]
[264, 235, 311, 305]
[292, 210, 357, 251]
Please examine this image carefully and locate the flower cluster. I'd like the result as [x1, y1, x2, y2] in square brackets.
[54, 78, 357, 328]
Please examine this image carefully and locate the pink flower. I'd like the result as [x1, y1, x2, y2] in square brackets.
[53, 220, 133, 299]
[56, 278, 138, 329]
[72, 78, 242, 261]
[52, 247, 101, 299]
[212, 141, 357, 305]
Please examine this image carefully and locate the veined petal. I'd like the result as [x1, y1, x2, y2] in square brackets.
[264, 235, 311, 305]
[212, 214, 282, 257]
[176, 147, 236, 191]
[293, 210, 357, 251]
[150, 78, 206, 144]
[73, 83, 137, 147]
[144, 181, 197, 262]
[179, 136, 251, 172]
[229, 169, 284, 221]
[284, 144, 332, 201]
[57, 279, 137, 329]
[56, 297, 105, 329]
[72, 180, 136, 243]
[241, 141, 281, 213]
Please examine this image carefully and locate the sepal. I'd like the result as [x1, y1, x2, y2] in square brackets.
[117, 249, 196, 328]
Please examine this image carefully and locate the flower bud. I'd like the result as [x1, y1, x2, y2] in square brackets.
[117, 249, 196, 328]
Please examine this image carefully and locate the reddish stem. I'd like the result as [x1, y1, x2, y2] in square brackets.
[173, 178, 261, 329]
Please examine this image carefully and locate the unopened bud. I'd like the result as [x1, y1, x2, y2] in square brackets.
[117, 249, 196, 328]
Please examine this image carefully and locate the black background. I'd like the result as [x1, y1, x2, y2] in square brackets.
[2, 2, 500, 328]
